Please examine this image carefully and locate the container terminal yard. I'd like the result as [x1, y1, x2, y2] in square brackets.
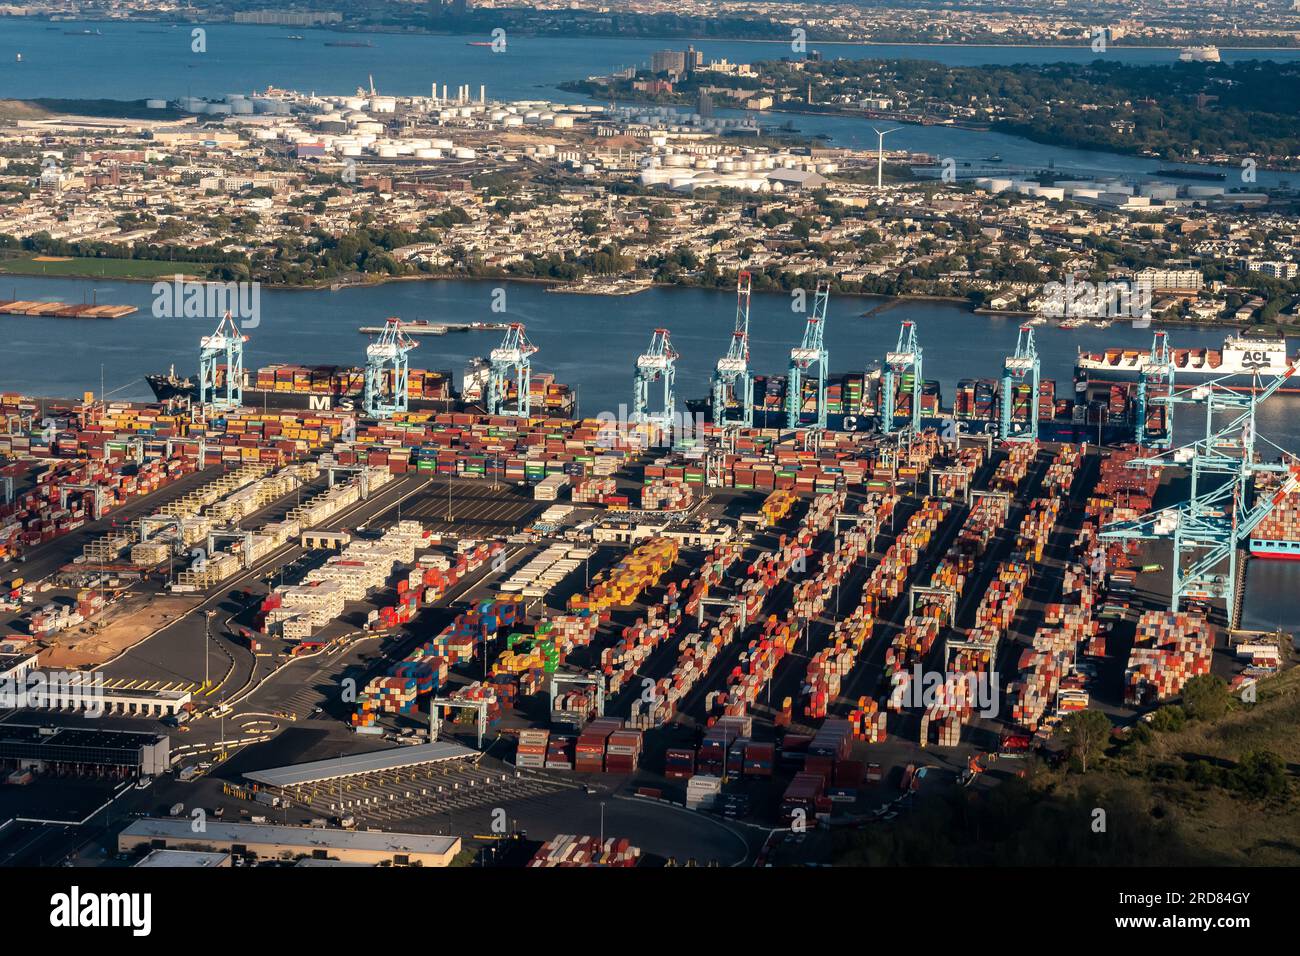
[0, 295, 1296, 874]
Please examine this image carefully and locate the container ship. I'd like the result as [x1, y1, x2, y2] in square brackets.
[147, 364, 457, 413]
[1075, 336, 1300, 397]
[1249, 472, 1300, 560]
[687, 370, 890, 432]
[688, 371, 1081, 437]
[147, 357, 577, 418]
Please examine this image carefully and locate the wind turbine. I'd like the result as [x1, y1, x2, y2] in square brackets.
[872, 126, 901, 189]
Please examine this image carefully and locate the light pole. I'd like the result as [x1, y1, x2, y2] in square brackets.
[872, 127, 900, 190]
[203, 610, 215, 689]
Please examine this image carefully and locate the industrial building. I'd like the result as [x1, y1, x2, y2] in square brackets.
[0, 723, 170, 778]
[0, 652, 38, 685]
[242, 740, 477, 790]
[135, 849, 232, 868]
[118, 819, 461, 867]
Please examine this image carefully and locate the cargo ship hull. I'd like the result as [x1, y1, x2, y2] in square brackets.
[1075, 369, 1300, 394]
[147, 373, 456, 413]
[1248, 539, 1300, 560]
[1075, 337, 1300, 394]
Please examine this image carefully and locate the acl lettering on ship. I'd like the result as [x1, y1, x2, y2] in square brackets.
[49, 887, 152, 937]
[1240, 350, 1275, 371]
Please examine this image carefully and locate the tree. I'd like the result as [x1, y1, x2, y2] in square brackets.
[1150, 705, 1187, 732]
[1056, 709, 1112, 773]
[1181, 674, 1231, 722]
[1231, 750, 1287, 799]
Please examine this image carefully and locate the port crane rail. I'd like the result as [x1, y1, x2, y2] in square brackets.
[880, 320, 922, 436]
[786, 281, 831, 431]
[198, 312, 247, 410]
[488, 323, 538, 418]
[711, 271, 755, 428]
[999, 325, 1039, 441]
[1099, 363, 1300, 626]
[631, 327, 679, 437]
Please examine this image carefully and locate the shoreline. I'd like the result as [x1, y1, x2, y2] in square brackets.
[2, 271, 1281, 336]
[571, 89, 1300, 176]
[21, 17, 1300, 51]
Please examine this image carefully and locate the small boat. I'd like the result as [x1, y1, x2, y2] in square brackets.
[1093, 319, 1113, 329]
[466, 41, 494, 47]
[14, 53, 20, 62]
[982, 154, 1003, 162]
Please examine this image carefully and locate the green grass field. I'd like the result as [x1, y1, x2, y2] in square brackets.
[0, 256, 213, 279]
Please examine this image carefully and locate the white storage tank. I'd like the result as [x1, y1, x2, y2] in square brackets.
[452, 146, 477, 160]
[1139, 183, 1178, 200]
[146, 99, 168, 110]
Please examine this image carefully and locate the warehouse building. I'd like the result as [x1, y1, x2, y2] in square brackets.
[135, 849, 232, 868]
[118, 819, 461, 867]
[0, 723, 170, 778]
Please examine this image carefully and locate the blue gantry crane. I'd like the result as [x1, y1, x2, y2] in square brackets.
[786, 280, 830, 431]
[999, 324, 1040, 441]
[488, 322, 538, 418]
[1099, 362, 1300, 626]
[1135, 330, 1175, 449]
[879, 319, 922, 435]
[198, 311, 247, 409]
[632, 327, 679, 433]
[363, 317, 419, 419]
[711, 271, 754, 428]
